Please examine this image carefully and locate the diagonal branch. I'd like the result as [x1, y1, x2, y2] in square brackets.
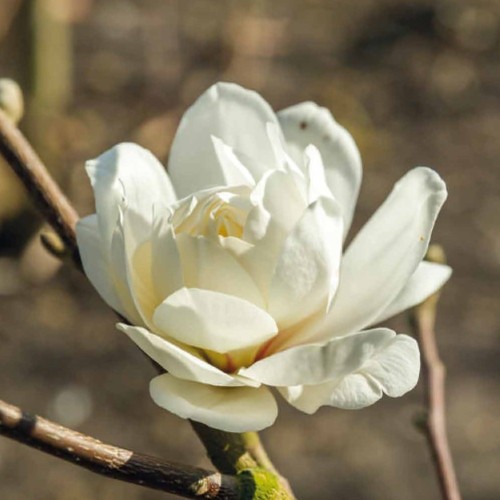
[410, 245, 461, 500]
[0, 108, 80, 267]
[0, 398, 240, 499]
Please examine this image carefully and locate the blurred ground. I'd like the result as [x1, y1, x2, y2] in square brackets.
[0, 0, 499, 498]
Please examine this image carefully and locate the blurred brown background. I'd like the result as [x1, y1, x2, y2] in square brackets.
[0, 0, 499, 498]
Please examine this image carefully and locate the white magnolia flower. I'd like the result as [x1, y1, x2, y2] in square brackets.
[76, 83, 451, 432]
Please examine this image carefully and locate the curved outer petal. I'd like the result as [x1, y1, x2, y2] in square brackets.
[151, 207, 184, 302]
[117, 324, 256, 387]
[278, 102, 362, 238]
[268, 196, 343, 329]
[371, 261, 452, 325]
[76, 215, 126, 317]
[241, 328, 401, 386]
[313, 167, 447, 343]
[85, 143, 176, 248]
[77, 213, 143, 324]
[119, 208, 160, 327]
[77, 143, 177, 324]
[278, 332, 420, 414]
[150, 374, 278, 432]
[153, 288, 278, 353]
[168, 83, 281, 198]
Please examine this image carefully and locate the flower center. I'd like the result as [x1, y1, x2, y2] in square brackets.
[172, 188, 251, 240]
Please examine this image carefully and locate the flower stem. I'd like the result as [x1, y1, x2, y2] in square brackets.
[190, 422, 295, 499]
[190, 422, 258, 474]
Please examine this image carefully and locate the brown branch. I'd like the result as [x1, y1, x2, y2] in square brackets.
[0, 398, 241, 499]
[0, 108, 81, 267]
[410, 245, 461, 500]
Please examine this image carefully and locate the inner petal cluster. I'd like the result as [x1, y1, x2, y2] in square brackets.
[171, 188, 252, 240]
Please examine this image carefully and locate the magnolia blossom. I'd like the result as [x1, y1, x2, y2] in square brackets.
[76, 83, 451, 432]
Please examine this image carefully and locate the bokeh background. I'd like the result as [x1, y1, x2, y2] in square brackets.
[0, 0, 499, 498]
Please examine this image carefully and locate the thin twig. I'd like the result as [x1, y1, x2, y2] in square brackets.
[0, 108, 80, 267]
[0, 398, 240, 499]
[410, 245, 461, 500]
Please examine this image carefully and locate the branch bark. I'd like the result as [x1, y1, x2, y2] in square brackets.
[410, 245, 461, 500]
[0, 398, 241, 499]
[0, 108, 80, 267]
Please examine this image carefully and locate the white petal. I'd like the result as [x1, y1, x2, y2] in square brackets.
[153, 288, 278, 353]
[76, 213, 142, 324]
[304, 145, 333, 204]
[278, 102, 362, 238]
[237, 170, 308, 299]
[176, 233, 265, 309]
[268, 197, 343, 328]
[211, 136, 256, 187]
[218, 235, 254, 256]
[279, 332, 420, 413]
[151, 207, 184, 301]
[230, 147, 274, 183]
[150, 374, 278, 432]
[279, 375, 381, 414]
[78, 147, 172, 325]
[168, 83, 280, 198]
[241, 328, 396, 386]
[266, 121, 298, 172]
[108, 212, 143, 325]
[316, 167, 447, 342]
[76, 215, 124, 315]
[119, 208, 159, 327]
[372, 261, 452, 325]
[86, 143, 176, 248]
[117, 323, 252, 387]
[245, 169, 307, 246]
